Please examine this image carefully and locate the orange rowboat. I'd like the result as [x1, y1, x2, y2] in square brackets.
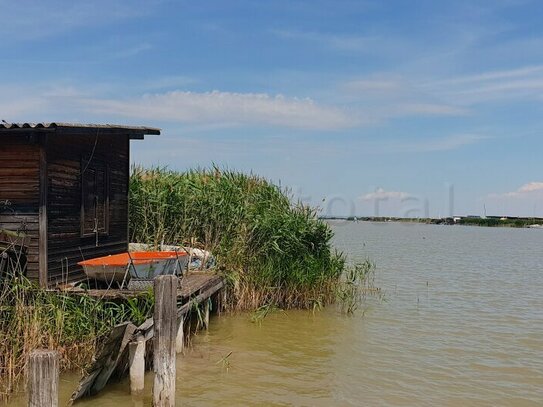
[78, 251, 189, 283]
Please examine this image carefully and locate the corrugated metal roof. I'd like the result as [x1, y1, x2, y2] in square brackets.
[0, 122, 161, 137]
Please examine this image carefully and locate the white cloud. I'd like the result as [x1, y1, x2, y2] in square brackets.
[0, 84, 90, 121]
[438, 65, 543, 85]
[489, 182, 543, 198]
[341, 76, 469, 121]
[8, 64, 541, 136]
[81, 90, 357, 130]
[518, 182, 543, 193]
[341, 63, 543, 119]
[0, 82, 490, 153]
[424, 64, 543, 105]
[361, 188, 411, 201]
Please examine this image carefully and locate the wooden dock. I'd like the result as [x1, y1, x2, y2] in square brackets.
[68, 272, 225, 403]
[64, 272, 223, 301]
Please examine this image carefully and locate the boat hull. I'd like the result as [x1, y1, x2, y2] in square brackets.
[78, 251, 189, 283]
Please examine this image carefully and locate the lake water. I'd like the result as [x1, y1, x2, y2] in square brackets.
[8, 222, 543, 406]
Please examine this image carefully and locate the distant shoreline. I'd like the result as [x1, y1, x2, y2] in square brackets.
[321, 216, 543, 228]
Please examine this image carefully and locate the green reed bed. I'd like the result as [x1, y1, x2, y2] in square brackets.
[129, 166, 347, 310]
[0, 273, 153, 399]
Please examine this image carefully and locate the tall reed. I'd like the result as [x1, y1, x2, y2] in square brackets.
[0, 272, 153, 399]
[129, 166, 346, 310]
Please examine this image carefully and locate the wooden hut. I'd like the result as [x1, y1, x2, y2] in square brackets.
[0, 123, 160, 287]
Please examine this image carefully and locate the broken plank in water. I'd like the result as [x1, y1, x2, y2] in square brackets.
[69, 322, 136, 404]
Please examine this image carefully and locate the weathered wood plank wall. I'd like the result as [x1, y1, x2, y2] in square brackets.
[46, 132, 130, 284]
[0, 134, 41, 280]
[1, 131, 131, 285]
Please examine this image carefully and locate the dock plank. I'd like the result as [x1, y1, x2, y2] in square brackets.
[62, 272, 223, 300]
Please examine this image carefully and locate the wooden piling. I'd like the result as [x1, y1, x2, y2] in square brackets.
[203, 300, 210, 330]
[129, 339, 146, 395]
[176, 315, 185, 353]
[153, 275, 177, 407]
[28, 349, 59, 407]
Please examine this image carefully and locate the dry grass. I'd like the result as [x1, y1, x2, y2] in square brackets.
[0, 258, 153, 399]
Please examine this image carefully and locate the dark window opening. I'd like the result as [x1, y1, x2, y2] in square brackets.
[81, 158, 109, 237]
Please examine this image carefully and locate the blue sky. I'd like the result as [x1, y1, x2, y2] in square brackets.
[2, 0, 543, 217]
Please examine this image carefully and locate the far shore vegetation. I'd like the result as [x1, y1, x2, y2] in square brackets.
[0, 166, 375, 400]
[323, 216, 543, 228]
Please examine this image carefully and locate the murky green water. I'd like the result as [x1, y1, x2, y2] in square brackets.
[8, 223, 543, 406]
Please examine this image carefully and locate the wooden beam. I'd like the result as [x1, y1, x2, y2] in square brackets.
[38, 135, 48, 288]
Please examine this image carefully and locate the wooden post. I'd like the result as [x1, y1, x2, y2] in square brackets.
[153, 275, 177, 407]
[129, 339, 146, 395]
[28, 350, 58, 407]
[176, 315, 185, 353]
[212, 292, 221, 316]
[203, 299, 210, 330]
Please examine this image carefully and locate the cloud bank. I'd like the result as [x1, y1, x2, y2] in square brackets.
[361, 188, 411, 201]
[81, 91, 356, 130]
[498, 182, 543, 198]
